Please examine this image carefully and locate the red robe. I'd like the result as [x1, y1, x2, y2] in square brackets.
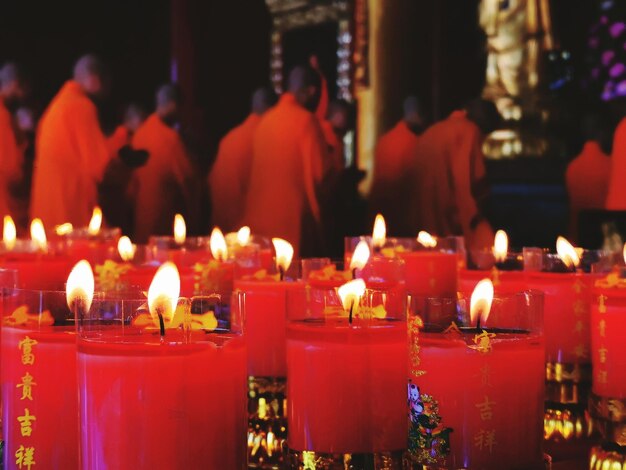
[369, 121, 419, 235]
[606, 117, 626, 209]
[208, 113, 260, 232]
[130, 114, 193, 243]
[410, 111, 493, 250]
[31, 81, 112, 226]
[242, 93, 328, 256]
[0, 99, 22, 219]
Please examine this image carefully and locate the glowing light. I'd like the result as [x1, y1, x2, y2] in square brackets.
[210, 227, 228, 261]
[66, 260, 95, 313]
[272, 238, 294, 274]
[117, 236, 137, 262]
[417, 231, 437, 248]
[148, 262, 180, 325]
[470, 278, 494, 327]
[556, 236, 580, 269]
[30, 219, 47, 252]
[372, 214, 386, 248]
[88, 206, 102, 236]
[493, 230, 508, 263]
[173, 214, 186, 245]
[349, 241, 370, 271]
[237, 226, 251, 246]
[3, 216, 16, 250]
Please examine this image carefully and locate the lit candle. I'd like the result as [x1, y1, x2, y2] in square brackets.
[76, 262, 247, 469]
[58, 207, 121, 264]
[286, 281, 408, 460]
[372, 213, 386, 252]
[147, 214, 211, 268]
[407, 280, 545, 469]
[305, 241, 370, 289]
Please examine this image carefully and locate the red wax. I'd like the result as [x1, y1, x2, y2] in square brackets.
[234, 279, 303, 377]
[77, 332, 247, 469]
[401, 251, 458, 298]
[259, 249, 273, 270]
[591, 288, 626, 398]
[526, 272, 598, 364]
[66, 239, 117, 265]
[458, 269, 527, 296]
[412, 333, 545, 469]
[287, 321, 407, 453]
[1, 254, 72, 290]
[2, 326, 78, 469]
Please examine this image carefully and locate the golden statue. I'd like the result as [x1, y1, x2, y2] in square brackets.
[480, 0, 554, 120]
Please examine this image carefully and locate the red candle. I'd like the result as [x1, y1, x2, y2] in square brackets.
[2, 291, 79, 469]
[407, 283, 545, 469]
[402, 250, 458, 298]
[286, 282, 407, 457]
[76, 263, 248, 469]
[459, 268, 526, 296]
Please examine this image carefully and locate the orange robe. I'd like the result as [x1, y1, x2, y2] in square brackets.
[130, 113, 193, 243]
[208, 113, 260, 232]
[106, 125, 131, 156]
[369, 121, 419, 236]
[242, 93, 328, 256]
[410, 111, 493, 249]
[606, 118, 626, 209]
[31, 81, 112, 227]
[0, 99, 23, 219]
[566, 141, 610, 235]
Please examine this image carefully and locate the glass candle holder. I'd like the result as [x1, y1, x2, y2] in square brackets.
[2, 288, 79, 469]
[285, 284, 408, 467]
[63, 227, 121, 264]
[400, 241, 458, 299]
[588, 284, 626, 468]
[76, 292, 247, 469]
[147, 235, 212, 266]
[407, 291, 545, 470]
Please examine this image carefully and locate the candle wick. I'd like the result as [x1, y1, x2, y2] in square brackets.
[279, 266, 285, 282]
[349, 300, 354, 325]
[351, 268, 357, 280]
[476, 317, 481, 331]
[158, 312, 166, 339]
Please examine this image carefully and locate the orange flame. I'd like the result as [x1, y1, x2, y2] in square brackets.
[349, 240, 370, 271]
[66, 260, 95, 313]
[470, 278, 494, 327]
[372, 214, 386, 248]
[237, 226, 251, 246]
[55, 223, 73, 236]
[147, 262, 180, 325]
[88, 206, 103, 236]
[417, 231, 437, 248]
[30, 218, 47, 252]
[117, 236, 136, 262]
[493, 230, 508, 263]
[272, 238, 294, 273]
[3, 215, 16, 251]
[623, 243, 626, 265]
[173, 214, 186, 245]
[210, 227, 228, 261]
[556, 236, 580, 269]
[337, 278, 366, 313]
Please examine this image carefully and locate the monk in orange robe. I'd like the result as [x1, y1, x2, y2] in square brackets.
[208, 87, 277, 232]
[566, 115, 611, 237]
[410, 100, 497, 250]
[0, 63, 26, 221]
[242, 65, 329, 256]
[31, 55, 114, 227]
[606, 116, 626, 210]
[369, 96, 426, 236]
[130, 84, 194, 243]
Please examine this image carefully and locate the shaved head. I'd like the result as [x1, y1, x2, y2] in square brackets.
[251, 87, 278, 115]
[327, 99, 355, 135]
[0, 63, 23, 88]
[156, 83, 181, 126]
[287, 65, 321, 111]
[73, 54, 107, 99]
[124, 103, 147, 132]
[0, 62, 27, 105]
[403, 95, 426, 135]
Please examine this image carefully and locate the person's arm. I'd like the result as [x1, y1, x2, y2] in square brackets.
[71, 99, 113, 182]
[301, 116, 329, 223]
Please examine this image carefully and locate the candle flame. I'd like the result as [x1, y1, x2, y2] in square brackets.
[337, 278, 366, 312]
[66, 260, 95, 313]
[117, 236, 136, 262]
[30, 218, 47, 252]
[372, 214, 386, 248]
[55, 223, 73, 236]
[417, 231, 437, 248]
[3, 215, 16, 250]
[470, 278, 494, 327]
[272, 238, 294, 273]
[173, 214, 186, 245]
[623, 243, 626, 265]
[147, 262, 180, 325]
[210, 227, 228, 261]
[349, 240, 370, 271]
[493, 230, 508, 263]
[237, 226, 251, 246]
[88, 206, 103, 236]
[556, 236, 580, 269]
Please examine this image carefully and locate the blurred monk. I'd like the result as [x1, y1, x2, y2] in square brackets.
[31, 55, 114, 227]
[107, 103, 147, 155]
[0, 63, 27, 221]
[208, 87, 277, 232]
[242, 65, 329, 256]
[320, 99, 352, 174]
[369, 96, 426, 236]
[606, 115, 626, 210]
[130, 84, 194, 243]
[566, 115, 611, 237]
[410, 99, 498, 251]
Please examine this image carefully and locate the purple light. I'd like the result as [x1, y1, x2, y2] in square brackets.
[602, 50, 616, 66]
[616, 80, 626, 96]
[610, 22, 626, 38]
[610, 63, 626, 77]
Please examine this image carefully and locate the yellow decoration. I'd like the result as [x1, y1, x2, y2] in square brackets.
[595, 271, 626, 289]
[470, 330, 497, 354]
[132, 302, 218, 332]
[380, 245, 406, 259]
[309, 265, 351, 282]
[95, 260, 131, 291]
[5, 306, 54, 327]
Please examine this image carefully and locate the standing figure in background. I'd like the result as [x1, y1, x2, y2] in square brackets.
[566, 114, 610, 240]
[605, 112, 626, 210]
[130, 84, 194, 243]
[31, 55, 114, 227]
[242, 65, 329, 257]
[209, 87, 277, 232]
[410, 99, 498, 251]
[0, 63, 27, 223]
[369, 96, 426, 236]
